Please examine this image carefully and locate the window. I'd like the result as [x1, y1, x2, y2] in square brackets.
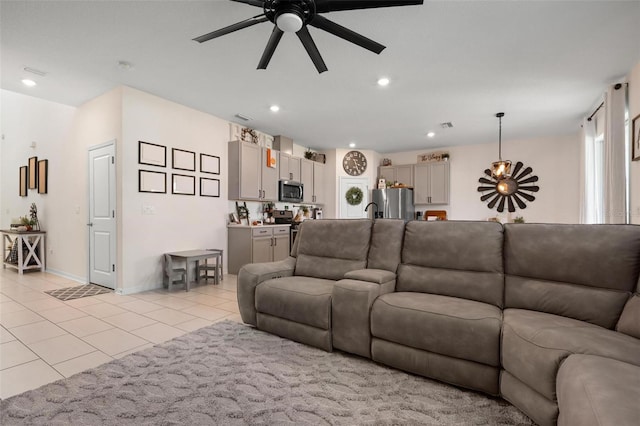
[584, 132, 605, 223]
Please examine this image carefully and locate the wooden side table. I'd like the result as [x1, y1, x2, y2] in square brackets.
[2, 230, 46, 274]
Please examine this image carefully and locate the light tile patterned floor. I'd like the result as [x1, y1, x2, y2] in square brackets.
[0, 269, 242, 399]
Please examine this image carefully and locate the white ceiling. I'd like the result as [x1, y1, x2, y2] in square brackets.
[2, 1, 639, 153]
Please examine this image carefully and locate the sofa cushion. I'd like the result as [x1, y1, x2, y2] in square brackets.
[504, 224, 640, 327]
[617, 294, 640, 339]
[398, 221, 504, 307]
[295, 219, 372, 280]
[344, 268, 396, 284]
[557, 355, 640, 426]
[255, 276, 334, 329]
[502, 309, 640, 401]
[371, 292, 502, 366]
[367, 219, 405, 273]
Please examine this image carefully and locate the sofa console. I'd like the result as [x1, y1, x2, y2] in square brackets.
[238, 219, 640, 426]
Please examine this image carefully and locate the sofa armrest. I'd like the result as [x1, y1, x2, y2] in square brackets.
[332, 275, 396, 358]
[237, 256, 296, 326]
[344, 268, 396, 285]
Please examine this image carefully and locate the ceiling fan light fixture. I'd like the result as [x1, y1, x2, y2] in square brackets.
[276, 13, 303, 33]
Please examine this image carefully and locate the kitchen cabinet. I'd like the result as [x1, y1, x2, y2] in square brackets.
[227, 225, 290, 274]
[301, 159, 325, 204]
[413, 162, 449, 204]
[378, 165, 414, 187]
[279, 152, 301, 182]
[228, 140, 278, 201]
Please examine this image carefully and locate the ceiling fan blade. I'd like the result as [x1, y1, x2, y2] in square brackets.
[512, 193, 527, 209]
[481, 191, 498, 202]
[497, 196, 506, 213]
[315, 0, 423, 13]
[296, 26, 328, 73]
[257, 26, 284, 69]
[230, 0, 264, 7]
[193, 15, 268, 43]
[487, 194, 501, 209]
[484, 169, 494, 178]
[507, 196, 516, 213]
[309, 15, 385, 54]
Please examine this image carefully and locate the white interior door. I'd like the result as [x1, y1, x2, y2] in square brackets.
[88, 143, 116, 288]
[339, 177, 369, 218]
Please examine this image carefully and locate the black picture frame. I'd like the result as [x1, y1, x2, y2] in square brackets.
[172, 148, 196, 171]
[28, 156, 38, 189]
[38, 159, 48, 194]
[19, 166, 28, 197]
[138, 170, 167, 193]
[200, 177, 220, 197]
[200, 153, 220, 175]
[138, 141, 167, 167]
[172, 173, 196, 195]
[633, 114, 640, 161]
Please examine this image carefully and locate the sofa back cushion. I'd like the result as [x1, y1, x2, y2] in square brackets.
[367, 219, 406, 273]
[504, 224, 640, 329]
[397, 221, 505, 307]
[295, 219, 372, 280]
[616, 295, 640, 339]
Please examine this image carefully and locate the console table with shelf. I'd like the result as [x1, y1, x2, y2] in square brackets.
[2, 229, 46, 274]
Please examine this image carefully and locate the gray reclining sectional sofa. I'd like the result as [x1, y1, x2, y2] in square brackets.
[238, 219, 640, 426]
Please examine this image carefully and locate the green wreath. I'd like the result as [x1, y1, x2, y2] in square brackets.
[346, 187, 364, 206]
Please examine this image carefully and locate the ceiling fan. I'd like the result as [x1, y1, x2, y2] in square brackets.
[193, 0, 424, 73]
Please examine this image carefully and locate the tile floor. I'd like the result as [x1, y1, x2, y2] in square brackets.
[0, 268, 242, 399]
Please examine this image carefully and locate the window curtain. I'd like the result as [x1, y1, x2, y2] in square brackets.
[580, 117, 597, 223]
[604, 84, 628, 224]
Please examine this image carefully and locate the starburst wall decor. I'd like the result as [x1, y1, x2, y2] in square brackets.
[477, 161, 539, 213]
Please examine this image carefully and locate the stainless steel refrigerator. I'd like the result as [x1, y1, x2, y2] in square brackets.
[371, 188, 415, 221]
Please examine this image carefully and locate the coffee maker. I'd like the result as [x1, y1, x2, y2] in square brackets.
[312, 208, 323, 220]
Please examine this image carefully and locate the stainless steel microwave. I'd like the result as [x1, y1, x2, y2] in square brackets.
[279, 180, 303, 203]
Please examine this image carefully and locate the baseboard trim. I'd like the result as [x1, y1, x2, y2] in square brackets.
[117, 282, 164, 295]
[45, 268, 87, 284]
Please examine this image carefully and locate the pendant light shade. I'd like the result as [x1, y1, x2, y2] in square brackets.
[491, 112, 511, 179]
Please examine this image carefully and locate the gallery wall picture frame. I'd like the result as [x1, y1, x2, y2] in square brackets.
[633, 114, 640, 161]
[19, 166, 28, 197]
[139, 170, 167, 193]
[28, 156, 38, 189]
[38, 159, 48, 194]
[200, 177, 220, 197]
[172, 173, 196, 195]
[172, 148, 196, 171]
[200, 153, 220, 174]
[138, 141, 167, 167]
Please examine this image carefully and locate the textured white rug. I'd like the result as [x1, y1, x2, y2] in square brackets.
[0, 321, 532, 425]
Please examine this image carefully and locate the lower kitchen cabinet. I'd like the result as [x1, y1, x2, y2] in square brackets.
[227, 225, 290, 274]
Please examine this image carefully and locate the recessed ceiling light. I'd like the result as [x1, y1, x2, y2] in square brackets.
[270, 105, 280, 112]
[21, 79, 36, 87]
[349, 142, 356, 148]
[377, 77, 390, 87]
[427, 132, 435, 138]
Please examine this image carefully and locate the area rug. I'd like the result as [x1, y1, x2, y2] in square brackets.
[0, 321, 533, 425]
[45, 284, 112, 301]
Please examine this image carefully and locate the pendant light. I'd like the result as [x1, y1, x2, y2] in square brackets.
[491, 112, 511, 179]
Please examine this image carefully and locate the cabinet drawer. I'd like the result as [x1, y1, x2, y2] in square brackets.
[273, 226, 290, 235]
[252, 227, 273, 237]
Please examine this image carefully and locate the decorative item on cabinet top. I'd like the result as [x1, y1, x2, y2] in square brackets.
[417, 151, 449, 163]
[229, 122, 274, 147]
[477, 161, 539, 213]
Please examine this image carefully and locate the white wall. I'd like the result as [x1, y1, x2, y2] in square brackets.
[1, 90, 83, 280]
[120, 87, 230, 294]
[629, 61, 640, 224]
[384, 133, 581, 223]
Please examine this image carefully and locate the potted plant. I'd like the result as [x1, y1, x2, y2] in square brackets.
[20, 216, 35, 231]
[513, 216, 525, 223]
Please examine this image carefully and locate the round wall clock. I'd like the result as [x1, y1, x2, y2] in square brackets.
[477, 161, 540, 213]
[343, 151, 367, 176]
